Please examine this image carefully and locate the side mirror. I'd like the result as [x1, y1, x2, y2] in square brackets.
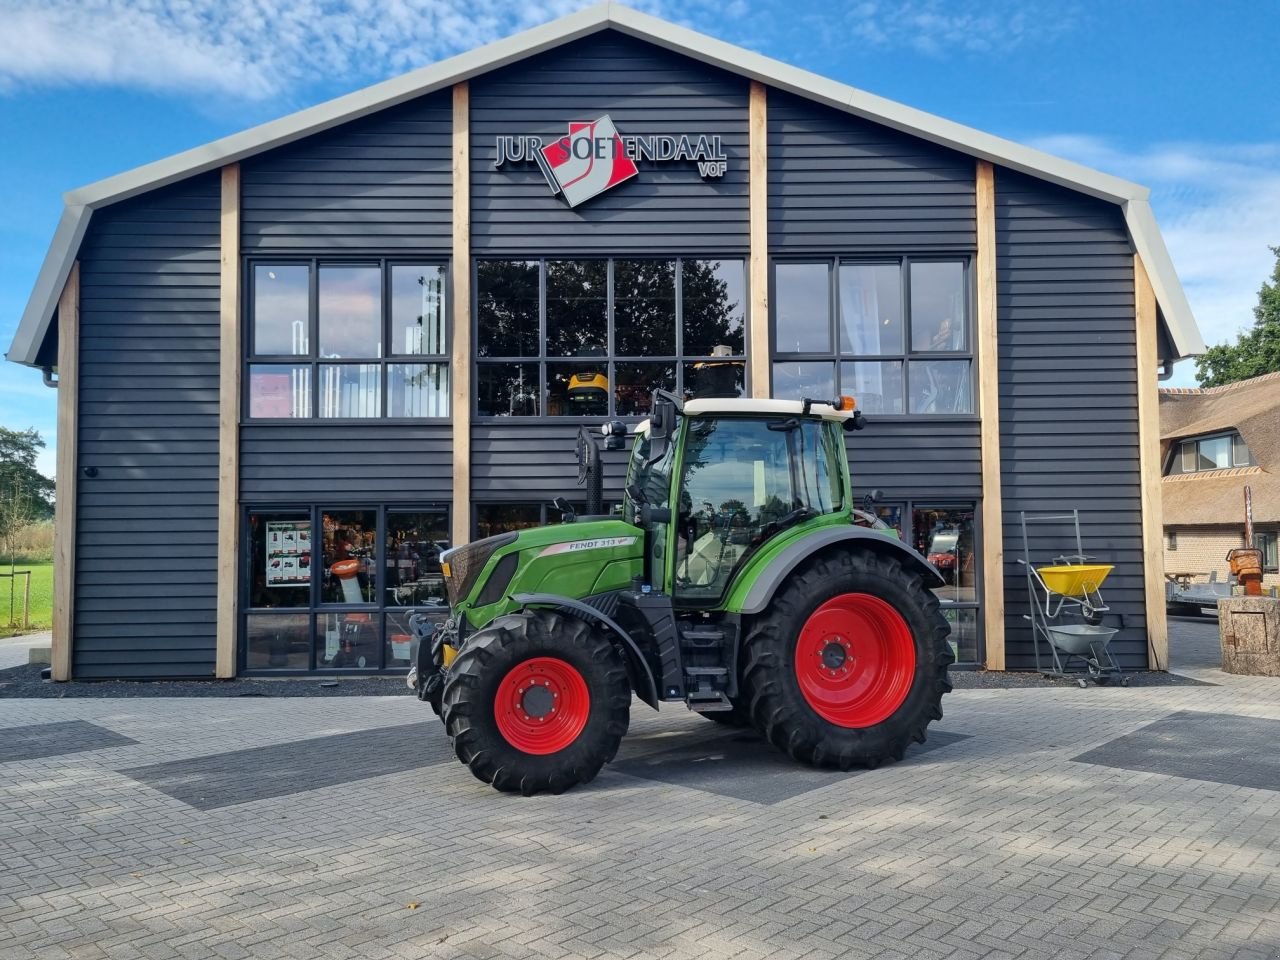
[552, 496, 576, 523]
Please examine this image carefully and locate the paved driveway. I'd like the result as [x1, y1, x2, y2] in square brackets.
[1, 618, 1278, 960]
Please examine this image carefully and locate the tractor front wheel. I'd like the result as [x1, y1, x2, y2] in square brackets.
[441, 610, 631, 795]
[742, 550, 952, 770]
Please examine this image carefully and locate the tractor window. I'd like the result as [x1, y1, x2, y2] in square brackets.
[673, 417, 838, 605]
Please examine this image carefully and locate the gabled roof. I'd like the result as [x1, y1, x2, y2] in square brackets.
[5, 1, 1204, 368]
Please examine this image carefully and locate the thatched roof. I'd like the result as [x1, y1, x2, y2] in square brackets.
[1159, 372, 1280, 526]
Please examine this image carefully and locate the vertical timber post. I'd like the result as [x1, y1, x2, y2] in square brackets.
[975, 160, 1006, 671]
[216, 163, 241, 679]
[52, 261, 79, 682]
[451, 82, 472, 546]
[748, 80, 770, 398]
[1134, 254, 1168, 670]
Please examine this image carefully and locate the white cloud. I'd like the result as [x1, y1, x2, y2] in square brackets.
[1030, 134, 1280, 385]
[843, 0, 1078, 56]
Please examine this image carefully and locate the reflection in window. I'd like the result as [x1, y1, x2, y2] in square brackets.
[319, 363, 381, 418]
[775, 263, 830, 353]
[842, 361, 903, 415]
[319, 266, 381, 358]
[476, 503, 543, 539]
[477, 362, 539, 417]
[909, 360, 972, 415]
[683, 259, 745, 356]
[477, 260, 540, 358]
[913, 505, 976, 604]
[249, 364, 311, 418]
[253, 265, 310, 355]
[910, 262, 966, 352]
[319, 612, 379, 669]
[546, 260, 607, 358]
[839, 263, 902, 355]
[772, 360, 834, 402]
[942, 608, 979, 663]
[322, 510, 377, 603]
[614, 362, 675, 416]
[684, 358, 745, 400]
[391, 264, 446, 356]
[388, 363, 449, 418]
[385, 512, 449, 608]
[614, 260, 675, 356]
[246, 613, 311, 670]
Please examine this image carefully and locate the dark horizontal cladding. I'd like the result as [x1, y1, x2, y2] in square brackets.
[994, 167, 1144, 668]
[845, 421, 982, 502]
[239, 424, 453, 502]
[472, 423, 630, 499]
[74, 172, 221, 680]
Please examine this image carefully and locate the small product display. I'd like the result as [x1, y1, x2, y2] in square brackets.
[265, 521, 312, 588]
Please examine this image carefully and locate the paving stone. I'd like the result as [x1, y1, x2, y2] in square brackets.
[0, 720, 137, 763]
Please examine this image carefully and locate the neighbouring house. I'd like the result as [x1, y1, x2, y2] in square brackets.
[1160, 372, 1280, 591]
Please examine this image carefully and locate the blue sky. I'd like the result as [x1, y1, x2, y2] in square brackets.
[2, 0, 1278, 478]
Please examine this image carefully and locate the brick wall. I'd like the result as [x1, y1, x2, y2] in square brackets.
[1165, 525, 1280, 591]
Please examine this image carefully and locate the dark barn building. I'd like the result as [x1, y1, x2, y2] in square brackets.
[6, 5, 1202, 680]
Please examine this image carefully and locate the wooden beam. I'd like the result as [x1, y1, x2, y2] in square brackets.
[451, 81, 472, 546]
[51, 261, 79, 682]
[1135, 254, 1168, 670]
[975, 160, 1007, 671]
[748, 80, 770, 399]
[215, 163, 241, 679]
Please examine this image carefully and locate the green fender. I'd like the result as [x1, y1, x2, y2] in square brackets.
[727, 526, 946, 615]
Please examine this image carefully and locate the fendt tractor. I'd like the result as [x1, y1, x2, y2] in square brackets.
[408, 391, 953, 795]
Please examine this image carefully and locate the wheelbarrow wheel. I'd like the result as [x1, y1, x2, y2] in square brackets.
[1075, 678, 1088, 689]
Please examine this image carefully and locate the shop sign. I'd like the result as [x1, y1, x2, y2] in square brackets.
[494, 115, 728, 207]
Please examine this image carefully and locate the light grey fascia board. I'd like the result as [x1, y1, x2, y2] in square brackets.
[5, 204, 90, 367]
[63, 4, 616, 208]
[605, 5, 1149, 204]
[1125, 199, 1205, 359]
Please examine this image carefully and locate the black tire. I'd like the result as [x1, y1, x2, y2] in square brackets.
[441, 610, 631, 795]
[741, 550, 952, 770]
[700, 695, 752, 727]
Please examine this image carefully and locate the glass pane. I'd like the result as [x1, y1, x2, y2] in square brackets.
[615, 362, 675, 416]
[839, 263, 902, 355]
[253, 265, 310, 356]
[683, 359, 745, 400]
[942, 608, 979, 663]
[391, 264, 446, 356]
[1196, 436, 1231, 470]
[246, 613, 311, 670]
[476, 504, 542, 539]
[1260, 532, 1278, 572]
[614, 260, 675, 356]
[683, 259, 745, 356]
[913, 505, 977, 603]
[318, 612, 379, 669]
[247, 513, 312, 609]
[319, 363, 381, 418]
[384, 512, 450, 610]
[841, 361, 903, 415]
[319, 265, 381, 358]
[477, 260, 540, 358]
[249, 364, 311, 419]
[1180, 441, 1196, 473]
[321, 509, 377, 603]
[388, 363, 449, 418]
[1233, 434, 1253, 467]
[908, 359, 972, 414]
[548, 362, 609, 417]
[477, 362, 539, 416]
[774, 263, 830, 353]
[546, 260, 607, 358]
[385, 610, 448, 668]
[910, 261, 966, 351]
[772, 361, 834, 401]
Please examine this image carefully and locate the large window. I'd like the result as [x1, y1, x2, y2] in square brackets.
[243, 505, 449, 672]
[476, 258, 746, 417]
[247, 261, 449, 420]
[1172, 432, 1254, 474]
[772, 258, 972, 415]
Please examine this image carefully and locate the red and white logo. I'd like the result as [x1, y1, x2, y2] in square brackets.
[538, 116, 639, 207]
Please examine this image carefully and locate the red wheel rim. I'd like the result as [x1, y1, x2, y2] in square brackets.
[494, 657, 591, 755]
[794, 593, 915, 728]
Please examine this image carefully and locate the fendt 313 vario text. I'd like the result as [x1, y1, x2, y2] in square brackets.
[408, 392, 953, 794]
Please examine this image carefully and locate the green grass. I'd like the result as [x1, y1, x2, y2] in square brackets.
[0, 563, 52, 636]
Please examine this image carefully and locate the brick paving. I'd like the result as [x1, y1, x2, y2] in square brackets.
[1, 617, 1278, 960]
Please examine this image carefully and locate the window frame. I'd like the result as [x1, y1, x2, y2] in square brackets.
[239, 501, 451, 674]
[769, 255, 977, 419]
[243, 257, 452, 423]
[472, 256, 749, 420]
[1169, 430, 1255, 474]
[1258, 531, 1278, 574]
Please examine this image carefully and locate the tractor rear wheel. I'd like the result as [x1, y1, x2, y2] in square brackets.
[441, 610, 631, 795]
[741, 550, 952, 770]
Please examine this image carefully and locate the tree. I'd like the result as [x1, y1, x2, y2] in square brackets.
[1195, 246, 1280, 387]
[0, 428, 55, 566]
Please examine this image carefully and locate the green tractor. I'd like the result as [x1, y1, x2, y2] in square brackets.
[409, 392, 953, 795]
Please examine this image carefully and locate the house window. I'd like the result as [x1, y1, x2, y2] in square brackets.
[1175, 432, 1253, 473]
[772, 258, 972, 415]
[475, 258, 746, 417]
[1167, 530, 1178, 551]
[243, 505, 449, 672]
[1259, 532, 1278, 574]
[247, 261, 449, 419]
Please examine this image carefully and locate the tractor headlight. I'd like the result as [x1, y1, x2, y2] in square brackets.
[440, 533, 518, 607]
